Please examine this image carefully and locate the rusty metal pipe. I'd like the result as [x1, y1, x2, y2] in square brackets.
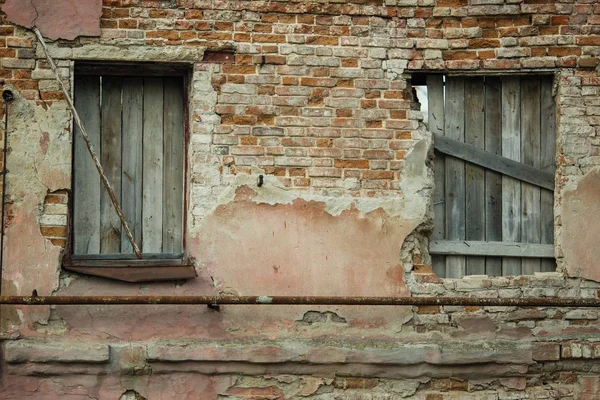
[1, 296, 600, 307]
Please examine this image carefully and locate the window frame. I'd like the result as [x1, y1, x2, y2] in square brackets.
[62, 62, 195, 282]
[413, 72, 557, 278]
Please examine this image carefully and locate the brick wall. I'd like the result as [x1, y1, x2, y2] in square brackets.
[1, 0, 600, 399]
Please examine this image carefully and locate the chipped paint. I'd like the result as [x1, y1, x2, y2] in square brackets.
[2, 0, 102, 41]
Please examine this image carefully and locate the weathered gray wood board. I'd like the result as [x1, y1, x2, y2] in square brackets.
[100, 77, 123, 254]
[142, 78, 165, 253]
[500, 76, 522, 276]
[433, 135, 554, 191]
[162, 77, 185, 254]
[540, 80, 556, 272]
[74, 76, 101, 255]
[74, 76, 185, 256]
[484, 77, 502, 276]
[520, 77, 542, 275]
[444, 77, 466, 279]
[427, 75, 446, 278]
[465, 77, 486, 275]
[121, 78, 144, 254]
[429, 75, 555, 278]
[430, 241, 554, 258]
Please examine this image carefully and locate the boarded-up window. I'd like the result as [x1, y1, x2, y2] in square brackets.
[73, 75, 185, 257]
[423, 75, 556, 278]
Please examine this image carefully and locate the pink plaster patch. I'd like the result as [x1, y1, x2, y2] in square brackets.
[2, 0, 102, 40]
[562, 168, 600, 282]
[196, 186, 411, 297]
[39, 132, 49, 154]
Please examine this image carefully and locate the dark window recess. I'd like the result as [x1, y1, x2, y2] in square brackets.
[64, 68, 195, 282]
[418, 75, 556, 278]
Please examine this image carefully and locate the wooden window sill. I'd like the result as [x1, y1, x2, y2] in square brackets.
[63, 254, 197, 283]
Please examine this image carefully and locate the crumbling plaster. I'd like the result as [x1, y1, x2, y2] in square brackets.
[0, 40, 433, 340]
[2, 0, 102, 41]
[1, 87, 71, 333]
[4, 38, 600, 341]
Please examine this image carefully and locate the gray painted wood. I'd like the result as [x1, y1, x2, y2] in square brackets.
[540, 77, 556, 272]
[464, 77, 486, 275]
[73, 76, 101, 255]
[100, 77, 123, 254]
[162, 77, 185, 254]
[484, 77, 503, 276]
[501, 77, 522, 276]
[433, 135, 554, 191]
[430, 240, 554, 258]
[444, 77, 466, 279]
[142, 78, 164, 253]
[121, 78, 144, 254]
[427, 75, 446, 278]
[520, 77, 542, 275]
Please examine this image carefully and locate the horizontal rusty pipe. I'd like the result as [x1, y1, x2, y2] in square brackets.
[1, 296, 600, 307]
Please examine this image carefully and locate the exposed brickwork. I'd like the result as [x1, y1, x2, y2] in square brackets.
[39, 190, 68, 248]
[1, 0, 600, 398]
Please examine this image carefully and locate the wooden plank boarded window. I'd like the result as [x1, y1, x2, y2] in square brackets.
[73, 75, 185, 257]
[424, 75, 556, 278]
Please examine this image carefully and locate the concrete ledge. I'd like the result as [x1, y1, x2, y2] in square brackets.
[4, 340, 110, 364]
[1, 339, 535, 378]
[147, 339, 533, 366]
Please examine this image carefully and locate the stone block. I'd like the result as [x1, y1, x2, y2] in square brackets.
[533, 342, 560, 361]
[4, 341, 109, 364]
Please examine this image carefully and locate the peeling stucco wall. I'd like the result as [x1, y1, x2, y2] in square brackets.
[2, 0, 102, 40]
[2, 0, 600, 398]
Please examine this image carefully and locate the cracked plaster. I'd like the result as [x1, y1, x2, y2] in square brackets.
[2, 0, 102, 41]
[1, 88, 71, 335]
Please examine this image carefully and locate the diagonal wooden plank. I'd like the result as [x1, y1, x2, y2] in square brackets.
[433, 134, 554, 191]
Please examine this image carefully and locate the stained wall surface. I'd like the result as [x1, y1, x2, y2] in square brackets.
[1, 0, 600, 399]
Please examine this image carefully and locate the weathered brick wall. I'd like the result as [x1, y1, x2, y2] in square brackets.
[1, 0, 600, 399]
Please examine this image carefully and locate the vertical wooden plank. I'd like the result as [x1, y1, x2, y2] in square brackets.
[444, 77, 466, 279]
[142, 78, 164, 253]
[540, 77, 556, 272]
[100, 77, 123, 254]
[501, 77, 522, 276]
[464, 77, 486, 275]
[484, 77, 503, 276]
[73, 76, 101, 255]
[521, 77, 542, 275]
[162, 77, 185, 254]
[427, 75, 446, 278]
[121, 78, 144, 254]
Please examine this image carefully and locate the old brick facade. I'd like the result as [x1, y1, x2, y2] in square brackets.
[1, 0, 600, 398]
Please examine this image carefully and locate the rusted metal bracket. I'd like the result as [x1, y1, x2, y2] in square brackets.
[33, 27, 142, 258]
[2, 296, 600, 307]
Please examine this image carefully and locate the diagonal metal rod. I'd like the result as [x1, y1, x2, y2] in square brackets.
[2, 296, 600, 307]
[33, 27, 142, 258]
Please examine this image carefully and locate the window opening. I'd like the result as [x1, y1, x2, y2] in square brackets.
[415, 75, 556, 278]
[72, 72, 185, 258]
